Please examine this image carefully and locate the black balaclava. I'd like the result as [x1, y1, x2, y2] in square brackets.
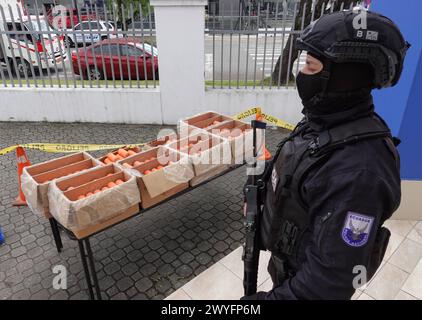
[296, 53, 375, 128]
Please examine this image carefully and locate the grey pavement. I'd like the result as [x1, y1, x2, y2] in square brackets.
[0, 121, 289, 300]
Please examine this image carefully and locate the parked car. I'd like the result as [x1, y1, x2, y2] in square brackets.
[65, 20, 123, 48]
[0, 15, 66, 77]
[47, 7, 97, 30]
[127, 20, 156, 31]
[71, 38, 158, 81]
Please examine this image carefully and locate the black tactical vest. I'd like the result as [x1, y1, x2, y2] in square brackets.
[259, 114, 398, 268]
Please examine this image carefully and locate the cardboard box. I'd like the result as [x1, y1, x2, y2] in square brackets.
[146, 128, 203, 149]
[72, 204, 140, 239]
[147, 133, 179, 148]
[118, 147, 194, 209]
[206, 119, 254, 166]
[189, 164, 231, 187]
[167, 133, 232, 186]
[48, 164, 141, 235]
[98, 146, 146, 165]
[181, 111, 233, 131]
[21, 152, 100, 218]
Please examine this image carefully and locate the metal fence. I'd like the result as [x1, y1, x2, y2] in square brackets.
[0, 2, 157, 89]
[0, 1, 367, 90]
[205, 0, 364, 89]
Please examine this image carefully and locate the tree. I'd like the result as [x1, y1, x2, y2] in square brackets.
[270, 0, 355, 86]
[109, 0, 151, 29]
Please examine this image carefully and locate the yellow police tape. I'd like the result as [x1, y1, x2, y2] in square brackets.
[0, 107, 294, 156]
[0, 143, 144, 156]
[233, 106, 295, 131]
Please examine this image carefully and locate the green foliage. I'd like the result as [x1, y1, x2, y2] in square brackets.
[107, 0, 151, 24]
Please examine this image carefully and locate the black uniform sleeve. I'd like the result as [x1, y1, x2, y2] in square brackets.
[263, 169, 398, 300]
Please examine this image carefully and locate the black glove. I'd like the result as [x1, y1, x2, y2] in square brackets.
[240, 291, 267, 300]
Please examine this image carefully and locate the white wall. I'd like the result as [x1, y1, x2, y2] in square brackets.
[204, 88, 304, 126]
[0, 87, 303, 125]
[0, 87, 163, 124]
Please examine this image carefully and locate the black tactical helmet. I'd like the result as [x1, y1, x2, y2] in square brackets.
[296, 9, 410, 89]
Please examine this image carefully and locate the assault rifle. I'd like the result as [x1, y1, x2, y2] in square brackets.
[242, 118, 267, 296]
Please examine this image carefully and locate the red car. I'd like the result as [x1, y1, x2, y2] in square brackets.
[47, 8, 97, 29]
[71, 38, 159, 80]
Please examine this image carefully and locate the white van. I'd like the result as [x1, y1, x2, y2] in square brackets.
[0, 14, 66, 77]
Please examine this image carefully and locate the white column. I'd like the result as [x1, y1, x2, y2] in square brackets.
[151, 0, 207, 124]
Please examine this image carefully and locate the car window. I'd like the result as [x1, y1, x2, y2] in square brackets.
[98, 44, 120, 55]
[120, 44, 144, 57]
[80, 22, 90, 30]
[7, 22, 35, 43]
[135, 43, 158, 56]
[25, 19, 50, 32]
[88, 22, 101, 30]
[107, 23, 114, 30]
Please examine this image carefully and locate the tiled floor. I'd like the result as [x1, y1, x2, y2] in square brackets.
[167, 220, 422, 300]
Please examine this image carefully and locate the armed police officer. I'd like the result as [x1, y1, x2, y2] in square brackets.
[243, 9, 410, 300]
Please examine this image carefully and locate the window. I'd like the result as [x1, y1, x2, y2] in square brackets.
[77, 21, 101, 30]
[7, 22, 35, 43]
[79, 22, 90, 30]
[24, 19, 50, 32]
[120, 44, 144, 57]
[95, 44, 120, 55]
[87, 22, 101, 30]
[135, 43, 158, 56]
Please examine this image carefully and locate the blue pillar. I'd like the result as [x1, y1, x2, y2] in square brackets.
[397, 51, 422, 180]
[371, 0, 422, 180]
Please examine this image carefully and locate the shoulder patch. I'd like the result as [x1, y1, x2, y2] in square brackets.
[341, 212, 374, 247]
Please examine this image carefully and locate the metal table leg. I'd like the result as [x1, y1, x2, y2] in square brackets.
[78, 240, 95, 300]
[49, 218, 63, 253]
[85, 238, 102, 300]
[78, 238, 102, 300]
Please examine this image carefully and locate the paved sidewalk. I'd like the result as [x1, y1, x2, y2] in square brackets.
[167, 220, 422, 300]
[0, 121, 288, 300]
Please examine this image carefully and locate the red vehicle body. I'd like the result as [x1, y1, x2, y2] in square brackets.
[71, 38, 159, 80]
[47, 8, 97, 29]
